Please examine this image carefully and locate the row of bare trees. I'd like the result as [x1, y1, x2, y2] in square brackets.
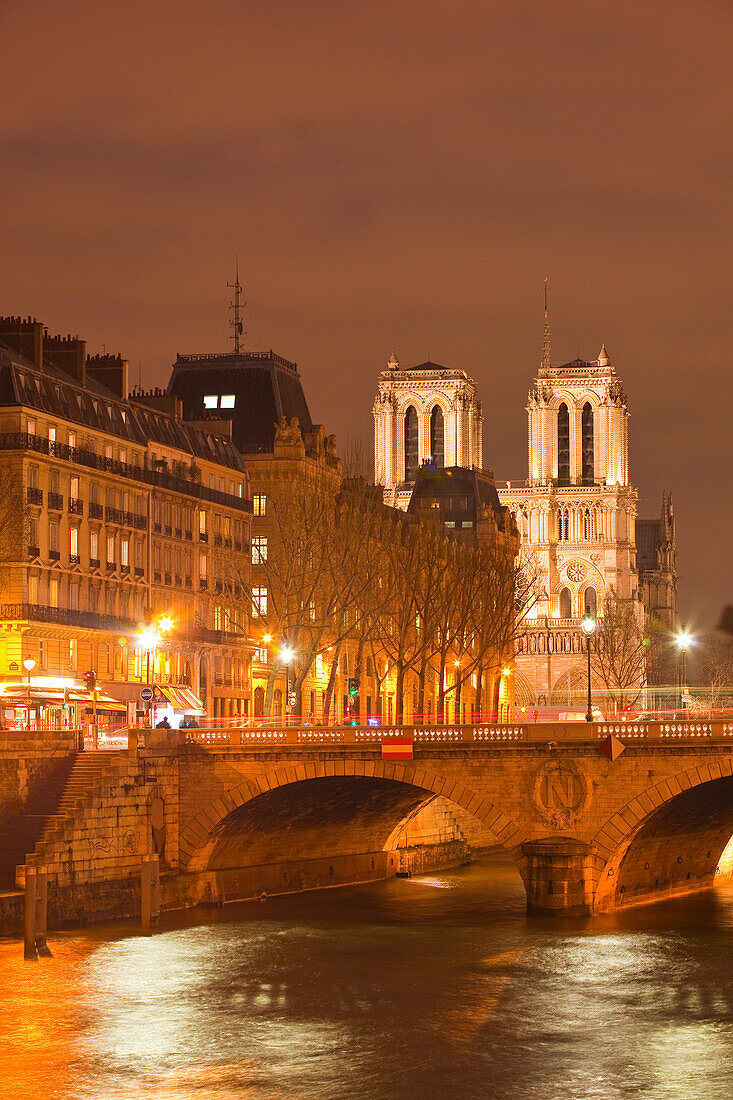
[212, 473, 539, 721]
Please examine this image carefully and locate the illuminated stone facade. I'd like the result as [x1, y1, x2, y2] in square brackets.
[373, 352, 483, 510]
[0, 317, 255, 723]
[497, 345, 650, 706]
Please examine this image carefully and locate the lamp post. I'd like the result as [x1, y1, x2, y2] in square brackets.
[280, 643, 294, 725]
[138, 628, 162, 725]
[676, 631, 691, 711]
[23, 658, 36, 733]
[581, 613, 596, 722]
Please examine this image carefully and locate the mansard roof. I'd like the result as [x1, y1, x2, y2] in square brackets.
[0, 341, 247, 473]
[168, 349, 314, 454]
[408, 464, 509, 532]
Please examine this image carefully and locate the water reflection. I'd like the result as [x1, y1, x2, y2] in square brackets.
[2, 855, 733, 1100]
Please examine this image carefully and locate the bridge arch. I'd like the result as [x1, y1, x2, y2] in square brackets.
[179, 759, 524, 876]
[592, 758, 733, 911]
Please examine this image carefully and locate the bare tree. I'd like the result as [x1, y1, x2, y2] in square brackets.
[591, 591, 648, 711]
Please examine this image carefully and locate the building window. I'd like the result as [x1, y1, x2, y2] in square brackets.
[68, 430, 76, 448]
[90, 482, 99, 504]
[29, 464, 39, 489]
[220, 394, 235, 408]
[252, 586, 267, 616]
[557, 507, 569, 541]
[309, 599, 316, 622]
[90, 530, 99, 561]
[253, 494, 266, 517]
[255, 646, 268, 663]
[69, 527, 78, 557]
[584, 587, 597, 616]
[204, 395, 218, 409]
[69, 584, 79, 610]
[559, 587, 572, 618]
[404, 405, 418, 482]
[199, 552, 207, 579]
[199, 509, 207, 535]
[105, 444, 113, 459]
[69, 638, 77, 667]
[582, 402, 594, 484]
[28, 574, 38, 604]
[49, 521, 59, 553]
[49, 468, 59, 494]
[583, 507, 591, 541]
[557, 403, 570, 483]
[48, 426, 56, 443]
[121, 537, 130, 567]
[27, 418, 36, 435]
[107, 533, 115, 565]
[252, 536, 267, 564]
[37, 640, 46, 668]
[49, 577, 59, 608]
[70, 475, 79, 498]
[430, 405, 444, 468]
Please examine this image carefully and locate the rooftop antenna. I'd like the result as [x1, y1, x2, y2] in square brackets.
[227, 257, 245, 354]
[540, 276, 551, 373]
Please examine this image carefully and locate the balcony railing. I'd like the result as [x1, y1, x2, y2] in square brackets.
[68, 498, 83, 515]
[89, 502, 103, 519]
[48, 492, 63, 511]
[0, 602, 138, 632]
[1, 432, 252, 513]
[27, 486, 42, 505]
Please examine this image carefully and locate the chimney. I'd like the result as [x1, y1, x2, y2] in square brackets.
[86, 353, 129, 399]
[44, 333, 87, 385]
[0, 315, 44, 369]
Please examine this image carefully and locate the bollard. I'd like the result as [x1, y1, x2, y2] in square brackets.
[24, 866, 37, 961]
[35, 868, 50, 955]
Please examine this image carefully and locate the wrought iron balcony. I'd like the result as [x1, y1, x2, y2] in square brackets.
[68, 498, 83, 515]
[27, 486, 42, 505]
[48, 492, 63, 511]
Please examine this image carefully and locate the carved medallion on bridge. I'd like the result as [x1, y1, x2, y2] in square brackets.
[532, 758, 591, 829]
[566, 560, 587, 583]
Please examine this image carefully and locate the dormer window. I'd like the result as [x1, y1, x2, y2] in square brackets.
[204, 395, 218, 409]
[220, 394, 236, 408]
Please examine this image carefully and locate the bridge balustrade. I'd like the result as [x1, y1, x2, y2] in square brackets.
[180, 720, 733, 749]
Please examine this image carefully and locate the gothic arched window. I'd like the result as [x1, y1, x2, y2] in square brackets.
[430, 405, 444, 468]
[557, 506, 569, 541]
[583, 507, 591, 540]
[557, 403, 570, 483]
[582, 402, 594, 484]
[583, 586, 597, 617]
[404, 405, 418, 482]
[559, 587, 572, 618]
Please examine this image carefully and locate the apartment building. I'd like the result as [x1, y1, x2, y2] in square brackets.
[0, 317, 255, 724]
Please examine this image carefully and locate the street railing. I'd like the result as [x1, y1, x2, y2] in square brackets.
[183, 719, 733, 749]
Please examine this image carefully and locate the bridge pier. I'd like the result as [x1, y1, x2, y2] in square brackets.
[521, 838, 593, 916]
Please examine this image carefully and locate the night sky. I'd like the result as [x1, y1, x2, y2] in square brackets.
[2, 1, 731, 628]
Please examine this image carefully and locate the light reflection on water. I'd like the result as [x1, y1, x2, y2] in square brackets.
[3, 854, 733, 1100]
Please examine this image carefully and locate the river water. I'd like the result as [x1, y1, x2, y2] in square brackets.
[3, 853, 733, 1100]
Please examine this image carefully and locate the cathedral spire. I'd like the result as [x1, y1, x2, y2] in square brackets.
[540, 277, 551, 374]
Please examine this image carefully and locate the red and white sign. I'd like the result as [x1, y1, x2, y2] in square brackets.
[381, 737, 413, 760]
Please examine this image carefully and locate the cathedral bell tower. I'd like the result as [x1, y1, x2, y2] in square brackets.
[498, 295, 642, 707]
[373, 352, 483, 510]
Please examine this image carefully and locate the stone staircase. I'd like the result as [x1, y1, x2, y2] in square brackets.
[37, 751, 115, 843]
[5, 751, 120, 890]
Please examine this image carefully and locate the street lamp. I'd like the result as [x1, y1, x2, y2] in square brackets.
[23, 658, 36, 733]
[581, 613, 596, 722]
[137, 628, 162, 725]
[280, 643, 294, 724]
[676, 631, 692, 711]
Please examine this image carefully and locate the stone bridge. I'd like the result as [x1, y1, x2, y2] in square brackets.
[10, 718, 733, 927]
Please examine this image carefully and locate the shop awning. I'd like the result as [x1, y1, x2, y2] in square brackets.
[158, 685, 206, 714]
[0, 685, 127, 712]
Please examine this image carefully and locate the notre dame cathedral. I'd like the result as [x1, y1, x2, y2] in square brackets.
[372, 316, 677, 708]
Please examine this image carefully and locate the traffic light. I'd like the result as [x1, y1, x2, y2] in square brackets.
[348, 677, 359, 697]
[83, 670, 96, 690]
